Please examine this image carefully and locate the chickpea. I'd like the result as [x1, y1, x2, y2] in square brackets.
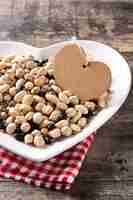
[78, 117, 87, 128]
[1, 112, 7, 119]
[0, 77, 6, 85]
[15, 116, 25, 124]
[45, 93, 58, 104]
[41, 128, 48, 135]
[75, 105, 88, 115]
[71, 111, 82, 123]
[48, 128, 61, 138]
[31, 129, 41, 136]
[49, 110, 62, 122]
[84, 101, 96, 111]
[33, 112, 43, 124]
[98, 92, 108, 108]
[0, 62, 7, 70]
[22, 95, 33, 105]
[0, 84, 9, 93]
[25, 112, 33, 121]
[19, 104, 32, 114]
[6, 123, 16, 134]
[49, 79, 55, 85]
[45, 63, 55, 75]
[61, 126, 72, 136]
[70, 124, 81, 133]
[33, 95, 44, 103]
[51, 85, 61, 94]
[34, 135, 45, 147]
[62, 90, 72, 97]
[8, 107, 18, 117]
[57, 101, 68, 110]
[40, 119, 48, 128]
[25, 82, 33, 90]
[16, 68, 24, 78]
[66, 108, 76, 118]
[9, 87, 16, 96]
[4, 94, 11, 102]
[14, 91, 27, 103]
[6, 116, 14, 124]
[35, 103, 44, 112]
[55, 120, 69, 128]
[69, 96, 79, 105]
[20, 122, 31, 133]
[58, 92, 69, 104]
[42, 104, 53, 115]
[24, 134, 33, 144]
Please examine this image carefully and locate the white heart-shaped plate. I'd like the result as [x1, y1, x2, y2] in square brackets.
[0, 40, 131, 162]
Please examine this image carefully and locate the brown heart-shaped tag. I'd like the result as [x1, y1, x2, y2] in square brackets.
[54, 43, 111, 101]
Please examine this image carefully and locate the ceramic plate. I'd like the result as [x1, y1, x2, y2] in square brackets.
[0, 40, 131, 161]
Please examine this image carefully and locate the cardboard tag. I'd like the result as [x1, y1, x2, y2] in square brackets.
[54, 43, 111, 101]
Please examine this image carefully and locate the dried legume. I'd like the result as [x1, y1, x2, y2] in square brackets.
[34, 134, 45, 147]
[33, 112, 43, 124]
[61, 126, 72, 136]
[70, 124, 81, 133]
[20, 122, 31, 133]
[48, 128, 61, 138]
[6, 123, 16, 134]
[55, 120, 69, 128]
[66, 108, 76, 118]
[24, 134, 33, 144]
[78, 117, 87, 128]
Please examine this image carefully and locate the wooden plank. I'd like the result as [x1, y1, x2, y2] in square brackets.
[0, 179, 133, 199]
[0, 0, 132, 52]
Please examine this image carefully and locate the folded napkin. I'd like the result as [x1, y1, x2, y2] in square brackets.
[0, 133, 95, 190]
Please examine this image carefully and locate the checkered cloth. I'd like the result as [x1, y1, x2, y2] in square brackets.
[0, 133, 95, 190]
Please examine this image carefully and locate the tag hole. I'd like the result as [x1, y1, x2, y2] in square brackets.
[82, 65, 87, 69]
[82, 62, 91, 69]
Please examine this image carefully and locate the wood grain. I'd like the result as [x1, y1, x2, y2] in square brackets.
[0, 0, 132, 52]
[0, 0, 132, 199]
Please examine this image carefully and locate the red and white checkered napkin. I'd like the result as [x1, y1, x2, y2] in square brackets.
[0, 133, 95, 190]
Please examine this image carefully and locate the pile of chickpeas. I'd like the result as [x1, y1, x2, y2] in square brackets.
[0, 55, 109, 147]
